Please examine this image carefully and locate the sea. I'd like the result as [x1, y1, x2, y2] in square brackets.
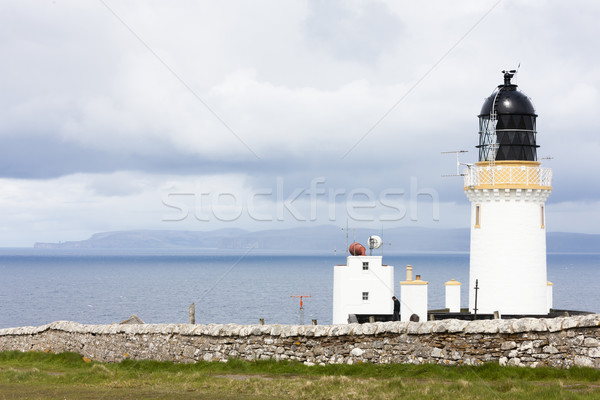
[0, 248, 598, 329]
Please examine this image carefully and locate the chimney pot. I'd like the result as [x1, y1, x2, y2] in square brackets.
[406, 265, 413, 281]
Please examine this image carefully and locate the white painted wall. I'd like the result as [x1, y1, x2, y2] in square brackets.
[332, 256, 394, 324]
[445, 281, 461, 313]
[547, 282, 553, 312]
[400, 283, 428, 322]
[466, 188, 551, 314]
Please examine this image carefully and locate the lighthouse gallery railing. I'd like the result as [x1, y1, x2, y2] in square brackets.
[464, 165, 552, 188]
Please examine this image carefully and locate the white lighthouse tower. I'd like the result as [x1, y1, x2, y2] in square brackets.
[464, 70, 552, 315]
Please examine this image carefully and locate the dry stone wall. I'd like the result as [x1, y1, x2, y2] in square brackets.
[1, 315, 599, 368]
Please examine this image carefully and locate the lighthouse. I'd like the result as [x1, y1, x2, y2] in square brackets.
[464, 70, 552, 315]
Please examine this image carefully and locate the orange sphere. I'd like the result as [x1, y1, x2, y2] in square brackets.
[349, 242, 366, 256]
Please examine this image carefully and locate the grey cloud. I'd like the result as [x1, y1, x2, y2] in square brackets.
[304, 0, 403, 63]
[86, 175, 145, 197]
[0, 1, 599, 245]
[0, 133, 271, 179]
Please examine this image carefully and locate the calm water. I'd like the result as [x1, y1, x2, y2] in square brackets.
[0, 249, 598, 329]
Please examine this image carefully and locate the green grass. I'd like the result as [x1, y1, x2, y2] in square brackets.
[0, 351, 599, 399]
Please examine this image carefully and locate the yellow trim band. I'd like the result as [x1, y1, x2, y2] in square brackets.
[465, 185, 552, 190]
[445, 279, 462, 286]
[475, 161, 541, 167]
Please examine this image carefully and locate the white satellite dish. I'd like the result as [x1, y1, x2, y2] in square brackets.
[368, 235, 382, 250]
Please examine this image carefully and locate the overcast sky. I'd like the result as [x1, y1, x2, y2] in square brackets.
[1, 0, 599, 246]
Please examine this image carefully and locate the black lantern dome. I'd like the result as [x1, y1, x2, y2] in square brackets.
[477, 70, 538, 162]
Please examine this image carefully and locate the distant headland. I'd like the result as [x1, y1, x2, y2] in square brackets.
[33, 226, 600, 253]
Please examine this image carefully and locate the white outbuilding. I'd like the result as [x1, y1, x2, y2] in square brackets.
[444, 279, 461, 313]
[332, 241, 394, 324]
[400, 265, 428, 322]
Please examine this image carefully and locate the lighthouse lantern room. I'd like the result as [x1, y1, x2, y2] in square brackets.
[464, 70, 552, 315]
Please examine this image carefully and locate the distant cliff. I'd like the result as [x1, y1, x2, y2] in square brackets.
[33, 226, 600, 253]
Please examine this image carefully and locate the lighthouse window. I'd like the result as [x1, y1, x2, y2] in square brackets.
[475, 205, 481, 228]
[362, 292, 369, 301]
[362, 262, 369, 270]
[540, 205, 545, 228]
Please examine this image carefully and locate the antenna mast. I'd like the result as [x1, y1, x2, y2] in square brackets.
[346, 218, 348, 256]
[441, 150, 471, 177]
[381, 225, 384, 257]
[342, 218, 349, 257]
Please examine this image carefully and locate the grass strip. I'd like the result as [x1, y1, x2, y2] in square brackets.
[0, 351, 598, 399]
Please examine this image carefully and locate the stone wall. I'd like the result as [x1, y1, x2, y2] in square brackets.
[1, 315, 599, 368]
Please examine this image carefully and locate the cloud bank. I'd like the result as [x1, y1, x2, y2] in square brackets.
[1, 0, 599, 245]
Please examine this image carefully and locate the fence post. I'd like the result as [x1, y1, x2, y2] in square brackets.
[189, 303, 195, 324]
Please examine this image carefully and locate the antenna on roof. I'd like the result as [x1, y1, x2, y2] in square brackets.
[341, 218, 349, 256]
[381, 225, 384, 257]
[441, 150, 471, 177]
[502, 65, 520, 85]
